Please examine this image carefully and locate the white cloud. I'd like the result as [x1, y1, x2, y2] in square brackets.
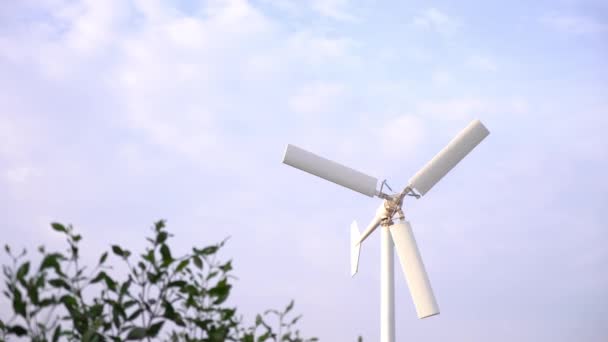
[378, 115, 426, 157]
[286, 31, 359, 66]
[431, 70, 452, 86]
[0, 0, 363, 187]
[261, 0, 356, 21]
[412, 8, 461, 35]
[310, 0, 356, 22]
[468, 55, 498, 72]
[417, 98, 486, 121]
[541, 13, 608, 35]
[288, 82, 347, 115]
[0, 111, 47, 166]
[258, 0, 299, 13]
[4, 167, 34, 184]
[102, 1, 277, 162]
[414, 96, 531, 123]
[0, 117, 25, 161]
[57, 0, 131, 54]
[0, 1, 128, 79]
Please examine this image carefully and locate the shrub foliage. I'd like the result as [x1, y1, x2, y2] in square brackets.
[0, 220, 316, 342]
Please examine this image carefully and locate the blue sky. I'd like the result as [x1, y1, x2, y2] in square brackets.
[1, 0, 607, 340]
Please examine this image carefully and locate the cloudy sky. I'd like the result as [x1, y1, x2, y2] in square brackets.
[1, 0, 607, 340]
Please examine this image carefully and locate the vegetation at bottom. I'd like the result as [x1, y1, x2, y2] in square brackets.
[0, 220, 319, 342]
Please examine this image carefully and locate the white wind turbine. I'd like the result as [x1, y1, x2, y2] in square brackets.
[281, 119, 490, 342]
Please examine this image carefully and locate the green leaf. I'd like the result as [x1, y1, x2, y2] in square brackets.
[60, 295, 78, 310]
[12, 288, 26, 317]
[39, 253, 64, 276]
[26, 281, 40, 305]
[111, 301, 126, 320]
[146, 321, 164, 337]
[192, 318, 212, 330]
[162, 300, 176, 317]
[284, 300, 294, 314]
[120, 279, 131, 296]
[258, 332, 271, 342]
[49, 278, 70, 290]
[127, 308, 143, 321]
[154, 220, 166, 232]
[207, 326, 228, 341]
[104, 274, 117, 292]
[90, 271, 107, 284]
[156, 231, 168, 244]
[51, 223, 67, 233]
[209, 278, 231, 305]
[146, 271, 161, 284]
[142, 249, 155, 264]
[111, 245, 129, 258]
[70, 244, 79, 259]
[219, 260, 232, 273]
[91, 271, 117, 291]
[221, 308, 236, 321]
[52, 324, 61, 342]
[39, 296, 56, 307]
[167, 280, 187, 288]
[290, 315, 301, 326]
[192, 255, 203, 269]
[160, 244, 173, 265]
[126, 327, 147, 340]
[199, 245, 218, 255]
[207, 271, 219, 280]
[99, 252, 108, 264]
[182, 284, 199, 296]
[90, 303, 103, 318]
[176, 259, 189, 272]
[16, 262, 30, 281]
[7, 324, 27, 336]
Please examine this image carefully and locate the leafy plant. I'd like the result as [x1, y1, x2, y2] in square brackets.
[0, 220, 317, 341]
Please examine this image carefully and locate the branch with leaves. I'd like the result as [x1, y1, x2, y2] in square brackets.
[0, 220, 317, 342]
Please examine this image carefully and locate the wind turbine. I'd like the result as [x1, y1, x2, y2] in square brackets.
[281, 119, 490, 342]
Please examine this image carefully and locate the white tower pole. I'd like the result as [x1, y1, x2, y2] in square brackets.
[380, 224, 395, 342]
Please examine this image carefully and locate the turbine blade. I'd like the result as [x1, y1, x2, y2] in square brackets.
[350, 221, 361, 277]
[408, 119, 489, 196]
[390, 221, 439, 319]
[357, 202, 389, 245]
[282, 144, 378, 197]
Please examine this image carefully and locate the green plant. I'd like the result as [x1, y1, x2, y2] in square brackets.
[0, 220, 316, 342]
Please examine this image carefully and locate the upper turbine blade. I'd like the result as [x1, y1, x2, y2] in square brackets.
[408, 119, 489, 196]
[282, 144, 378, 197]
[390, 221, 439, 319]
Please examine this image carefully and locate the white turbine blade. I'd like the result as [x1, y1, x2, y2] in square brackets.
[357, 202, 389, 245]
[357, 215, 382, 245]
[390, 221, 439, 319]
[282, 144, 378, 197]
[408, 119, 489, 196]
[350, 221, 361, 277]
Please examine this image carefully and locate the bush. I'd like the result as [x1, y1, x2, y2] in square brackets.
[0, 220, 316, 342]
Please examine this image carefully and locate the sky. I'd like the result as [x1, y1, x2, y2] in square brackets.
[1, 0, 607, 340]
